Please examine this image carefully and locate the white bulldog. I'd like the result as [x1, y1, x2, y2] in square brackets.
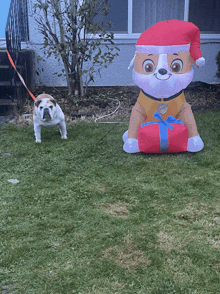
[33, 94, 67, 143]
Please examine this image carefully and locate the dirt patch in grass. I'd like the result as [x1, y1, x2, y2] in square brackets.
[94, 201, 130, 218]
[174, 204, 220, 222]
[84, 281, 125, 294]
[174, 204, 209, 222]
[89, 182, 107, 193]
[174, 204, 220, 250]
[165, 256, 193, 281]
[102, 241, 150, 272]
[157, 231, 188, 254]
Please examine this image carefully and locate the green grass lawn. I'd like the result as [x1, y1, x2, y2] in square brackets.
[0, 110, 220, 294]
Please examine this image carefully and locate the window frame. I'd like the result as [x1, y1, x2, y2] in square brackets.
[112, 0, 220, 40]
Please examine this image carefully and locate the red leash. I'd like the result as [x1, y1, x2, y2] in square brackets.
[6, 50, 36, 101]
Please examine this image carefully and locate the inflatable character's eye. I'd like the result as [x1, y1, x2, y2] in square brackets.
[143, 59, 155, 73]
[171, 59, 183, 73]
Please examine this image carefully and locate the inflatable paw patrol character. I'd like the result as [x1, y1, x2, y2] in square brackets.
[123, 20, 205, 153]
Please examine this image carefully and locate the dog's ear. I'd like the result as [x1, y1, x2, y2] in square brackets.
[35, 100, 42, 107]
[50, 99, 57, 106]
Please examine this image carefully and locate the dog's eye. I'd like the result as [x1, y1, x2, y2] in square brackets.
[171, 59, 183, 73]
[40, 106, 43, 110]
[49, 105, 53, 109]
[143, 59, 155, 73]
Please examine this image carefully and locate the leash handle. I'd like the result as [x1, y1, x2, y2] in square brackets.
[6, 50, 36, 101]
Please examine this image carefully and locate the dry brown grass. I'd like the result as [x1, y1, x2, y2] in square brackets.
[102, 240, 150, 272]
[94, 201, 130, 218]
[89, 182, 107, 193]
[8, 112, 83, 126]
[9, 113, 33, 126]
[82, 281, 125, 294]
[174, 204, 208, 222]
[157, 231, 187, 254]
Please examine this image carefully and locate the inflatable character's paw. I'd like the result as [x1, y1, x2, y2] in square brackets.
[187, 135, 204, 152]
[123, 138, 140, 153]
[122, 130, 128, 143]
[122, 130, 140, 153]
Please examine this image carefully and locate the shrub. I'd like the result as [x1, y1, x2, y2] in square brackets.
[215, 51, 220, 79]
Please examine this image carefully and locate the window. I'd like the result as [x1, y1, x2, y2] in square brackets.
[105, 0, 184, 34]
[100, 0, 220, 35]
[106, 0, 128, 33]
[94, 0, 128, 34]
[188, 0, 220, 34]
[132, 0, 184, 33]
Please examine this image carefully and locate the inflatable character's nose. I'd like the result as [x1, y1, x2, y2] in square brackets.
[158, 68, 168, 75]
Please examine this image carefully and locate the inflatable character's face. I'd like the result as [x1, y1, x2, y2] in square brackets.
[133, 51, 197, 99]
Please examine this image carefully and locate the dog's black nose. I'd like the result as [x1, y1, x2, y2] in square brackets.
[158, 68, 168, 75]
[43, 108, 50, 119]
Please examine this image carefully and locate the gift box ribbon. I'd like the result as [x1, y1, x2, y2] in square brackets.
[141, 111, 184, 151]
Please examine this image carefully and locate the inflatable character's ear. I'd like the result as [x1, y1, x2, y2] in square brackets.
[128, 52, 136, 69]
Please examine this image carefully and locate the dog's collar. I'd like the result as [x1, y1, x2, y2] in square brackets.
[141, 90, 183, 101]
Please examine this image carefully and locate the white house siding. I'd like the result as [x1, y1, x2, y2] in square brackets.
[25, 1, 220, 87]
[24, 3, 67, 87]
[88, 39, 220, 86]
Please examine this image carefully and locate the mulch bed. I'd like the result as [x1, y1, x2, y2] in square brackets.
[5, 82, 220, 126]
